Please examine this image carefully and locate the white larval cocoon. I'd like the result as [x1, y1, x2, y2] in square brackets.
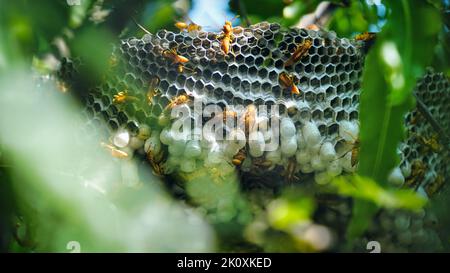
[184, 140, 202, 158]
[223, 142, 241, 158]
[308, 143, 321, 155]
[163, 156, 179, 174]
[314, 172, 331, 185]
[296, 130, 306, 150]
[311, 154, 325, 171]
[266, 149, 282, 164]
[326, 160, 342, 177]
[144, 135, 162, 154]
[228, 128, 246, 149]
[401, 161, 412, 178]
[280, 117, 296, 139]
[320, 142, 336, 162]
[300, 163, 314, 173]
[129, 136, 144, 150]
[296, 149, 310, 165]
[302, 122, 321, 146]
[388, 167, 405, 187]
[249, 131, 265, 157]
[180, 159, 196, 173]
[340, 152, 355, 172]
[113, 129, 130, 148]
[160, 127, 173, 145]
[137, 124, 151, 140]
[281, 136, 297, 156]
[339, 120, 358, 142]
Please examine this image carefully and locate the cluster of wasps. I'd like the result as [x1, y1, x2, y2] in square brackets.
[404, 111, 446, 197]
[107, 17, 376, 179]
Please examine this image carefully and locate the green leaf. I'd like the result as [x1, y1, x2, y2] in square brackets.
[359, 0, 441, 183]
[333, 175, 427, 210]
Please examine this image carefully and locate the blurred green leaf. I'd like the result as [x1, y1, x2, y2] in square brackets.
[267, 196, 314, 230]
[333, 175, 426, 210]
[352, 0, 441, 240]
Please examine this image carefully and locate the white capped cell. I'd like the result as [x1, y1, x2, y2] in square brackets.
[249, 131, 265, 157]
[320, 142, 336, 162]
[224, 142, 240, 158]
[184, 140, 202, 158]
[388, 167, 405, 187]
[340, 152, 355, 172]
[401, 162, 411, 178]
[326, 160, 342, 177]
[300, 163, 314, 173]
[295, 149, 310, 165]
[160, 127, 173, 145]
[296, 130, 306, 149]
[314, 172, 331, 185]
[113, 129, 130, 148]
[129, 136, 144, 150]
[180, 159, 196, 173]
[311, 154, 325, 171]
[281, 136, 297, 157]
[280, 117, 296, 139]
[137, 124, 151, 140]
[144, 135, 162, 154]
[339, 120, 358, 142]
[308, 143, 321, 155]
[266, 149, 282, 165]
[302, 122, 321, 146]
[228, 128, 246, 149]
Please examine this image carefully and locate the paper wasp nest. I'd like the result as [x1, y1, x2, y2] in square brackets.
[71, 22, 447, 193]
[76, 22, 366, 186]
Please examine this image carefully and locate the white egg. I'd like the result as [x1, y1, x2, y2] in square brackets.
[184, 140, 202, 158]
[113, 129, 130, 148]
[295, 149, 310, 165]
[314, 172, 331, 185]
[300, 163, 314, 173]
[160, 127, 173, 145]
[249, 131, 265, 157]
[320, 142, 336, 162]
[326, 160, 342, 177]
[388, 167, 405, 187]
[180, 159, 196, 173]
[144, 135, 162, 154]
[280, 117, 296, 139]
[311, 154, 325, 171]
[129, 136, 144, 150]
[302, 122, 321, 146]
[281, 136, 297, 157]
[339, 120, 358, 142]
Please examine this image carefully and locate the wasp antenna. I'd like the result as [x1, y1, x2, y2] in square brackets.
[132, 17, 151, 35]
